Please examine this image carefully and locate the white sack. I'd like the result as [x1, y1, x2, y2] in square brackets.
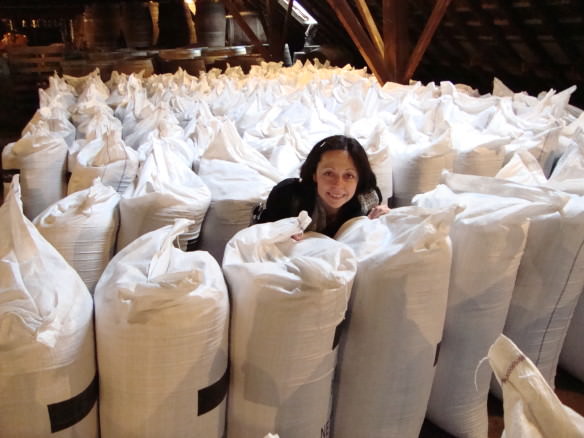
[95, 219, 229, 438]
[489, 334, 584, 438]
[9, 132, 68, 220]
[333, 207, 455, 438]
[198, 159, 274, 264]
[223, 212, 357, 438]
[2, 140, 20, 200]
[117, 143, 211, 252]
[415, 176, 565, 438]
[560, 291, 584, 381]
[0, 176, 97, 438]
[435, 172, 584, 395]
[68, 130, 139, 195]
[34, 178, 120, 292]
[391, 130, 453, 207]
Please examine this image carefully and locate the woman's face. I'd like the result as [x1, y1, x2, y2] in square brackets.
[313, 149, 359, 215]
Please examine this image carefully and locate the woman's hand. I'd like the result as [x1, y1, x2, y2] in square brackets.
[291, 232, 304, 241]
[368, 205, 391, 219]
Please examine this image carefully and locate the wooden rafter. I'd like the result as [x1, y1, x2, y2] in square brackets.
[354, 0, 384, 56]
[402, 0, 452, 83]
[325, 0, 390, 84]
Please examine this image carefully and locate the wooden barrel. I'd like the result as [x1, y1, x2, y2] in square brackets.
[84, 4, 122, 50]
[226, 11, 266, 46]
[121, 2, 155, 48]
[194, 1, 226, 47]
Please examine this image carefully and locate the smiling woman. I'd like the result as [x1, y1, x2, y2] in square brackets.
[253, 135, 389, 237]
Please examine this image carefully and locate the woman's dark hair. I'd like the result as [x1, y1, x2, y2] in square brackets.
[299, 135, 377, 195]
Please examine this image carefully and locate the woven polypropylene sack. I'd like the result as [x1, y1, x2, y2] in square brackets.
[223, 213, 357, 438]
[0, 176, 97, 438]
[95, 219, 229, 438]
[333, 206, 455, 438]
[415, 177, 565, 438]
[198, 158, 274, 263]
[560, 291, 584, 381]
[34, 178, 120, 293]
[489, 334, 584, 438]
[117, 143, 211, 252]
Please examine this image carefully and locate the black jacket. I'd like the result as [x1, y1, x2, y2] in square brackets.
[254, 178, 381, 237]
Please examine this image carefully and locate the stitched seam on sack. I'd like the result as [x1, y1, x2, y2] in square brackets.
[536, 235, 584, 365]
[501, 355, 525, 384]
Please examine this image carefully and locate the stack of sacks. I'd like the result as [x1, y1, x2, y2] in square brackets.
[131, 116, 197, 167]
[22, 90, 76, 149]
[391, 130, 453, 207]
[435, 167, 584, 398]
[332, 206, 455, 438]
[4, 124, 68, 220]
[489, 334, 584, 437]
[491, 151, 584, 392]
[95, 219, 229, 438]
[117, 142, 211, 252]
[349, 119, 394, 202]
[414, 172, 567, 438]
[108, 74, 155, 139]
[0, 177, 97, 437]
[68, 130, 139, 195]
[223, 212, 357, 438]
[198, 119, 282, 263]
[34, 178, 120, 292]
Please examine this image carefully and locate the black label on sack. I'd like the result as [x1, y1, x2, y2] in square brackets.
[198, 366, 229, 416]
[47, 373, 98, 433]
[321, 418, 331, 438]
[434, 341, 442, 367]
[332, 319, 347, 350]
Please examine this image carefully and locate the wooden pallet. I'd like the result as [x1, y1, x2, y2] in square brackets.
[6, 44, 65, 112]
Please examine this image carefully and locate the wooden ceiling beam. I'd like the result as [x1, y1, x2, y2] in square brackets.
[325, 0, 390, 84]
[402, 0, 452, 83]
[383, 0, 409, 82]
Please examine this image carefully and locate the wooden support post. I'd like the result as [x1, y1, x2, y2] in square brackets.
[325, 0, 390, 84]
[402, 0, 452, 83]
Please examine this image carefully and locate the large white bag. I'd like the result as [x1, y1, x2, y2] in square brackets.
[435, 172, 584, 395]
[34, 178, 120, 292]
[95, 219, 229, 438]
[415, 176, 566, 438]
[560, 291, 584, 381]
[68, 130, 138, 195]
[117, 143, 211, 252]
[9, 132, 68, 220]
[198, 158, 274, 263]
[333, 206, 455, 438]
[223, 213, 357, 438]
[0, 176, 97, 438]
[489, 334, 584, 438]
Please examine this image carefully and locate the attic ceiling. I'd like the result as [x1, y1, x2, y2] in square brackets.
[295, 0, 584, 107]
[1, 0, 584, 107]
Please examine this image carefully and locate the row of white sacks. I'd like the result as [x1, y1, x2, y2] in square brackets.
[1, 61, 584, 437]
[2, 158, 584, 438]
